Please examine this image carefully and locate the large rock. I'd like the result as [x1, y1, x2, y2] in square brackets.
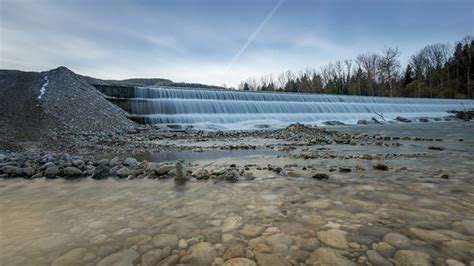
[141, 249, 163, 266]
[63, 167, 82, 178]
[152, 234, 178, 249]
[52, 248, 96, 266]
[452, 220, 474, 235]
[393, 250, 431, 266]
[97, 249, 139, 266]
[240, 224, 264, 238]
[266, 233, 293, 247]
[408, 227, 450, 241]
[28, 234, 72, 252]
[366, 250, 392, 266]
[93, 164, 110, 179]
[123, 157, 138, 167]
[189, 242, 217, 266]
[223, 244, 245, 260]
[309, 248, 355, 266]
[223, 258, 257, 266]
[317, 229, 348, 249]
[222, 215, 244, 232]
[174, 160, 188, 181]
[383, 233, 411, 249]
[255, 254, 289, 266]
[116, 167, 132, 179]
[45, 166, 60, 178]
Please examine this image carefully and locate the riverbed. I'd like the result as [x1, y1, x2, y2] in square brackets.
[1, 122, 473, 265]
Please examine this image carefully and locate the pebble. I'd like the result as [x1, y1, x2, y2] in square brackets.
[393, 250, 431, 266]
[222, 258, 257, 266]
[97, 249, 139, 266]
[309, 248, 355, 266]
[317, 229, 348, 249]
[383, 233, 411, 249]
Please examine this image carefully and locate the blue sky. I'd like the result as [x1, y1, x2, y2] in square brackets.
[1, 0, 473, 87]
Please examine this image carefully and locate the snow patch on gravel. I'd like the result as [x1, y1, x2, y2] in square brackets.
[38, 75, 49, 99]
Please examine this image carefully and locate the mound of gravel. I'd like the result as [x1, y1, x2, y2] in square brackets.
[0, 66, 136, 151]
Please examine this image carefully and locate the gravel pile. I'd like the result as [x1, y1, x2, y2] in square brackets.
[0, 66, 136, 151]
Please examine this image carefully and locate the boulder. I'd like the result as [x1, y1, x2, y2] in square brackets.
[393, 250, 431, 266]
[63, 167, 82, 178]
[309, 248, 355, 266]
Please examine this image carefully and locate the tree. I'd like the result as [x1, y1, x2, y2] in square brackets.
[356, 53, 379, 96]
[379, 47, 401, 97]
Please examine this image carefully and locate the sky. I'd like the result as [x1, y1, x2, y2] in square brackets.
[1, 0, 473, 87]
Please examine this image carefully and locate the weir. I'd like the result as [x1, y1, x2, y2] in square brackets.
[97, 85, 474, 130]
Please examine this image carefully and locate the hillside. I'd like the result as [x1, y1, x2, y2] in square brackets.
[0, 67, 136, 151]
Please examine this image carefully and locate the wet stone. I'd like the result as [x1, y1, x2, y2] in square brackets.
[255, 253, 289, 266]
[190, 242, 217, 266]
[309, 248, 355, 266]
[222, 258, 257, 266]
[240, 224, 264, 238]
[317, 229, 348, 249]
[152, 234, 178, 249]
[97, 248, 139, 266]
[383, 233, 411, 249]
[141, 249, 163, 266]
[393, 250, 431, 266]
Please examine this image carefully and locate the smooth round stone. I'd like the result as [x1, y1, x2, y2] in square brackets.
[141, 249, 162, 266]
[52, 248, 96, 266]
[222, 215, 244, 233]
[374, 242, 396, 257]
[383, 233, 411, 249]
[366, 250, 392, 266]
[223, 244, 245, 260]
[393, 250, 431, 266]
[278, 222, 307, 235]
[152, 234, 178, 249]
[266, 233, 293, 247]
[240, 224, 264, 238]
[223, 258, 257, 266]
[452, 220, 474, 235]
[97, 249, 139, 266]
[309, 248, 355, 266]
[408, 227, 451, 241]
[255, 253, 289, 266]
[317, 229, 348, 249]
[190, 242, 217, 266]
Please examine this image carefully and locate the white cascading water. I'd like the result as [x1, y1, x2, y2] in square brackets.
[129, 86, 474, 130]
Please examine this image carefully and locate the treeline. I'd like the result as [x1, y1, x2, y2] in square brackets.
[238, 36, 473, 99]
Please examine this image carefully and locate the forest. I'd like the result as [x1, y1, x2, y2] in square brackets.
[239, 36, 474, 99]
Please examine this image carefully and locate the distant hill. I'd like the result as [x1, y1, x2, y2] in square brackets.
[81, 74, 225, 90]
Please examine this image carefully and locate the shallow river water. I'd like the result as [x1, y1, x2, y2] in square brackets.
[1, 122, 474, 266]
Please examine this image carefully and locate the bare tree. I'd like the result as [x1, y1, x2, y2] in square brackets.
[379, 47, 401, 97]
[356, 53, 379, 96]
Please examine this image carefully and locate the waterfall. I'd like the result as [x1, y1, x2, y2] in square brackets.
[126, 86, 474, 129]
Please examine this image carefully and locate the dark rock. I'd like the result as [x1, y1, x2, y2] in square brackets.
[312, 173, 329, 180]
[124, 157, 138, 167]
[93, 164, 110, 179]
[64, 167, 82, 178]
[339, 167, 351, 173]
[427, 145, 445, 151]
[441, 174, 449, 179]
[116, 167, 132, 178]
[357, 119, 369, 125]
[395, 116, 411, 123]
[323, 121, 345, 126]
[373, 163, 388, 171]
[45, 166, 60, 178]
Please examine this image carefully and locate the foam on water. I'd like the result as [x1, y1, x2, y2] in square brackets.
[128, 86, 474, 130]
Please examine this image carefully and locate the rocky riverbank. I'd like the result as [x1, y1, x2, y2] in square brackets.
[1, 121, 474, 265]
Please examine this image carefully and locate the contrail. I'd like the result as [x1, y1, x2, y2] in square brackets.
[227, 0, 285, 70]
